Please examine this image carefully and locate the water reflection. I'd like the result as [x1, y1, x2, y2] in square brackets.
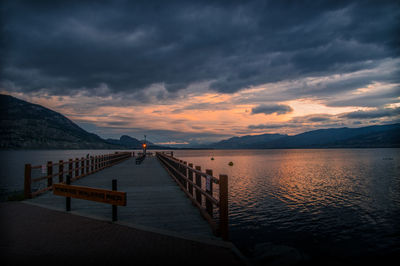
[175, 149, 400, 262]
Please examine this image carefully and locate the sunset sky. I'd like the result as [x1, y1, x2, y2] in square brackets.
[1, 0, 399, 146]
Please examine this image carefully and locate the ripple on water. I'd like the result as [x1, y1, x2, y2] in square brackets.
[175, 149, 400, 260]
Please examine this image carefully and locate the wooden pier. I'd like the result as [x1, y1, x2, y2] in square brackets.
[24, 152, 228, 240]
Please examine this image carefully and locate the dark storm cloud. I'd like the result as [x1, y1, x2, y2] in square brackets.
[326, 85, 400, 107]
[1, 0, 399, 97]
[248, 113, 339, 130]
[103, 121, 132, 127]
[340, 107, 400, 119]
[251, 104, 293, 115]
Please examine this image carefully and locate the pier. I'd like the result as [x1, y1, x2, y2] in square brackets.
[2, 151, 244, 265]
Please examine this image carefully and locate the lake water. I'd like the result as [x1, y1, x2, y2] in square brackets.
[173, 149, 400, 264]
[1, 148, 399, 264]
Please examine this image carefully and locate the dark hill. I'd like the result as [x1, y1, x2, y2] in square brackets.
[0, 94, 120, 149]
[211, 124, 400, 149]
[212, 133, 287, 149]
[264, 124, 400, 148]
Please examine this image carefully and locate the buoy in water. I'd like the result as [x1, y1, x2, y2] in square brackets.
[228, 161, 233, 166]
[211, 157, 214, 160]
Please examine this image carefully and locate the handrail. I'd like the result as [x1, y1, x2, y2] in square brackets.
[24, 151, 134, 199]
[157, 155, 219, 206]
[156, 152, 229, 240]
[160, 153, 220, 183]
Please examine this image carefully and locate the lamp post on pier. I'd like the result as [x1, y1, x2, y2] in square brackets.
[142, 135, 147, 156]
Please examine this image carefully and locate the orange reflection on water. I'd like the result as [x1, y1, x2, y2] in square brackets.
[179, 149, 369, 216]
[272, 150, 362, 211]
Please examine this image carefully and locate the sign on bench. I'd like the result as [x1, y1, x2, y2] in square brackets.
[53, 183, 127, 206]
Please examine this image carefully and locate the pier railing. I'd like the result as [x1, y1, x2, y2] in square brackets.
[156, 152, 229, 240]
[24, 152, 132, 199]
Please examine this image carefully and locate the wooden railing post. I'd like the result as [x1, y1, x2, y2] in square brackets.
[178, 161, 182, 183]
[75, 158, 79, 178]
[69, 159, 73, 178]
[183, 161, 188, 190]
[81, 157, 85, 176]
[24, 164, 32, 199]
[188, 163, 194, 196]
[219, 174, 229, 241]
[91, 156, 94, 173]
[86, 156, 89, 173]
[95, 156, 98, 171]
[47, 161, 53, 187]
[170, 158, 176, 179]
[206, 169, 213, 217]
[176, 160, 184, 185]
[195, 166, 202, 205]
[59, 160, 64, 183]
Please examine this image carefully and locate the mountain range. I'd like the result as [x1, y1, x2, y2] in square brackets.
[1, 94, 399, 149]
[0, 94, 149, 149]
[209, 124, 400, 149]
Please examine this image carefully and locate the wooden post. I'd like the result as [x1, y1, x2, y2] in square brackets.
[95, 156, 98, 171]
[81, 157, 85, 176]
[59, 160, 64, 183]
[66, 175, 71, 211]
[179, 160, 183, 185]
[68, 159, 73, 177]
[24, 164, 32, 199]
[183, 161, 188, 190]
[170, 160, 176, 182]
[195, 166, 202, 205]
[188, 163, 194, 196]
[86, 157, 89, 173]
[91, 156, 94, 173]
[75, 158, 79, 178]
[206, 169, 213, 217]
[219, 174, 229, 240]
[47, 161, 53, 187]
[180, 161, 184, 186]
[112, 179, 117, 221]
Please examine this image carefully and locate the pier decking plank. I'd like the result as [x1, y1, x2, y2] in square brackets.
[1, 202, 245, 265]
[27, 156, 215, 238]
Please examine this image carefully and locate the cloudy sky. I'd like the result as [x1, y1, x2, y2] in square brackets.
[1, 0, 399, 145]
